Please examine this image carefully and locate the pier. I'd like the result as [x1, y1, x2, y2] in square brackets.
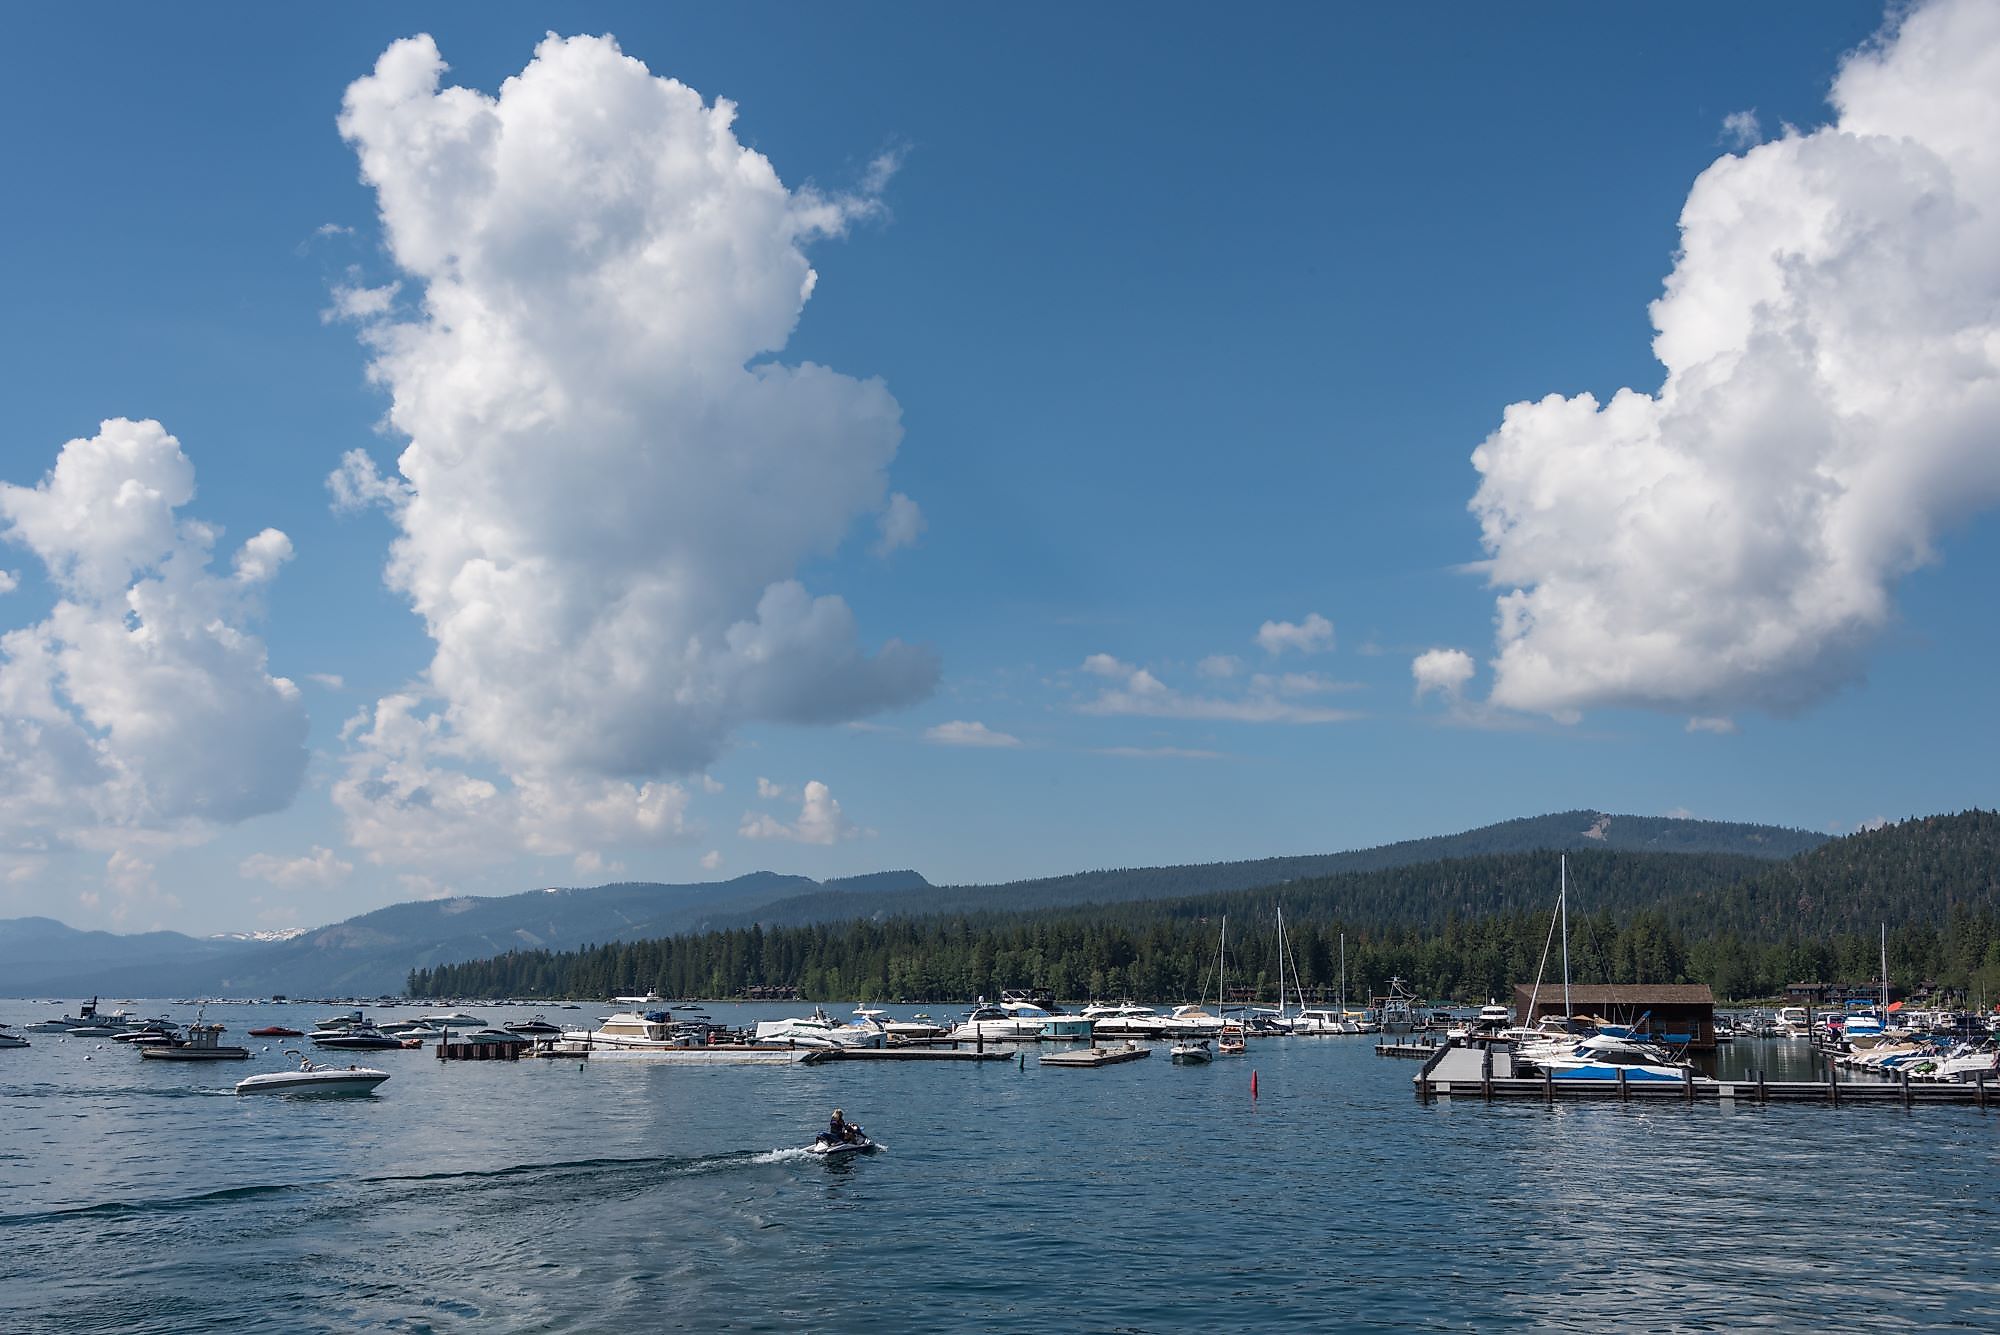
[811, 1045, 1016, 1062]
[436, 1038, 524, 1061]
[1412, 1041, 1999, 1107]
[1039, 1044, 1153, 1068]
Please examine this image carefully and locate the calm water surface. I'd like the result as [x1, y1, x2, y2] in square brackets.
[1, 1001, 1995, 1333]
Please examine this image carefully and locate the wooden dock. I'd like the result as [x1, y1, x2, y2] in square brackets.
[1413, 1040, 2000, 1107]
[436, 1039, 524, 1061]
[1376, 1040, 1445, 1059]
[813, 1046, 1017, 1062]
[1039, 1044, 1153, 1068]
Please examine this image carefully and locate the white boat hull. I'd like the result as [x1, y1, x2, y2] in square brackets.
[236, 1068, 391, 1096]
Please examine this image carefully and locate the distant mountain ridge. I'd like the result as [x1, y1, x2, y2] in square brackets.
[0, 810, 1821, 997]
[719, 810, 1825, 931]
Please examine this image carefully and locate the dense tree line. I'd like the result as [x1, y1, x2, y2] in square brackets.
[409, 812, 2000, 1004]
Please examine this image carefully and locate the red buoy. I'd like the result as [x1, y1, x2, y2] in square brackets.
[1251, 1070, 1259, 1100]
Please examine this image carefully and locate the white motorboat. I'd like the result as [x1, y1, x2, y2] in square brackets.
[1169, 1037, 1215, 1065]
[0, 1025, 28, 1049]
[1079, 1003, 1166, 1039]
[236, 1051, 391, 1097]
[1291, 1008, 1360, 1036]
[753, 1006, 887, 1048]
[852, 1006, 949, 1042]
[564, 1010, 818, 1062]
[503, 1015, 564, 1037]
[1159, 1005, 1223, 1038]
[947, 1002, 1045, 1042]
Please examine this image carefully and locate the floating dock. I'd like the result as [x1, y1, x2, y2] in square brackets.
[1039, 1044, 1153, 1068]
[812, 1045, 1016, 1062]
[1413, 1041, 2000, 1107]
[436, 1039, 524, 1061]
[1376, 1040, 1445, 1059]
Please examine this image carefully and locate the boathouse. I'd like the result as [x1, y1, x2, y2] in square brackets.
[1511, 983, 1717, 1051]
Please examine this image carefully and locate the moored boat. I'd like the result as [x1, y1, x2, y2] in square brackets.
[141, 1023, 251, 1061]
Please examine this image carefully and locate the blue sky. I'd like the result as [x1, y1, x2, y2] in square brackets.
[2, 3, 1996, 933]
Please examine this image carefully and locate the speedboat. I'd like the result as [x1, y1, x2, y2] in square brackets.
[1532, 1034, 1701, 1083]
[754, 1006, 887, 1049]
[312, 1024, 409, 1050]
[1170, 1038, 1214, 1064]
[235, 1051, 391, 1097]
[0, 1025, 28, 1049]
[420, 1012, 486, 1029]
[248, 1025, 305, 1038]
[503, 1015, 564, 1037]
[852, 1006, 949, 1042]
[809, 1130, 876, 1159]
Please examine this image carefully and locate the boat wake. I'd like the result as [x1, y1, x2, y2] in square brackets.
[0, 1148, 801, 1230]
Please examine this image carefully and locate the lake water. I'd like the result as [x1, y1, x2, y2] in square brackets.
[3, 1001, 1996, 1332]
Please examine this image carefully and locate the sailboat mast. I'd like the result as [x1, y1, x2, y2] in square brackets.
[1339, 933, 1347, 1015]
[1560, 854, 1572, 1021]
[1881, 923, 1889, 1014]
[1275, 907, 1287, 1019]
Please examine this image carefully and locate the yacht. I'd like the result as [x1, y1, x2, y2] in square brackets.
[851, 1006, 949, 1042]
[1079, 1003, 1165, 1039]
[1291, 1008, 1360, 1036]
[753, 1006, 887, 1048]
[562, 1011, 817, 1063]
[948, 1002, 1046, 1042]
[1159, 1005, 1224, 1038]
[1528, 1033, 1699, 1083]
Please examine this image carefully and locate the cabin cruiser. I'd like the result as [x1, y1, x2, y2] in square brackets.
[1159, 1005, 1224, 1038]
[753, 1006, 887, 1049]
[1776, 1006, 1812, 1037]
[1079, 1003, 1165, 1039]
[1291, 1008, 1361, 1036]
[561, 1011, 817, 1062]
[236, 1051, 390, 1097]
[141, 1023, 251, 1061]
[852, 1006, 950, 1042]
[1374, 977, 1427, 1034]
[947, 1002, 1046, 1042]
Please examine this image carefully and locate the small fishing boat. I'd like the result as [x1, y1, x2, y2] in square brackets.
[235, 1051, 391, 1097]
[141, 1023, 250, 1061]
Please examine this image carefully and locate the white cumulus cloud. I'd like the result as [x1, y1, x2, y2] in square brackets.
[240, 845, 354, 890]
[1079, 654, 1358, 725]
[1255, 613, 1334, 656]
[0, 420, 308, 850]
[1411, 648, 1477, 703]
[324, 33, 935, 852]
[924, 720, 1021, 748]
[874, 492, 925, 556]
[1464, 0, 2000, 723]
[739, 779, 860, 844]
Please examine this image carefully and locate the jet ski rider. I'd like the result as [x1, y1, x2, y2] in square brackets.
[827, 1108, 862, 1144]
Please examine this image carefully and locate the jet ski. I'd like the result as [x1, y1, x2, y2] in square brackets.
[808, 1129, 876, 1158]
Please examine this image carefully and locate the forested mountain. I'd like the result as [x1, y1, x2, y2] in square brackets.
[412, 812, 2000, 1005]
[721, 810, 1823, 930]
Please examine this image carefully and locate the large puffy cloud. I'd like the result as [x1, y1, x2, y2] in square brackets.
[330, 32, 935, 817]
[1466, 0, 2000, 720]
[739, 779, 860, 845]
[331, 693, 693, 872]
[0, 420, 307, 859]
